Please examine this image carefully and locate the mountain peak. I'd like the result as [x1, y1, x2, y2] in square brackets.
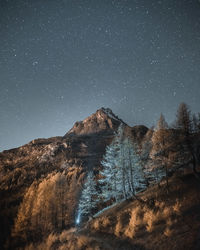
[66, 108, 126, 136]
[96, 107, 124, 121]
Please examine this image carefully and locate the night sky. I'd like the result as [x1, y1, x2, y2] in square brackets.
[1, 0, 200, 151]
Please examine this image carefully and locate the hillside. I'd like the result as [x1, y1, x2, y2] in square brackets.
[0, 108, 148, 249]
[1, 106, 200, 250]
[30, 173, 200, 250]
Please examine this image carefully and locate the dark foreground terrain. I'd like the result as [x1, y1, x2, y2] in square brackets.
[29, 173, 200, 250]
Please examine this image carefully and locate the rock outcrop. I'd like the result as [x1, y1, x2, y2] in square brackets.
[66, 107, 126, 135]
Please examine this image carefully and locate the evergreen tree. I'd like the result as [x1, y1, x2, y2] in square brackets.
[76, 171, 97, 224]
[192, 114, 199, 133]
[100, 124, 146, 204]
[151, 114, 171, 190]
[140, 129, 154, 186]
[123, 138, 146, 196]
[116, 126, 128, 199]
[174, 103, 199, 177]
[197, 113, 200, 132]
[99, 140, 121, 201]
[113, 124, 145, 199]
[99, 124, 125, 201]
[175, 103, 192, 133]
[156, 113, 168, 131]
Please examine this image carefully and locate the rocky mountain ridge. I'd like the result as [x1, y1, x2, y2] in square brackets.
[66, 107, 127, 135]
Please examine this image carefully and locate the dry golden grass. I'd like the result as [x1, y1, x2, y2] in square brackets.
[173, 199, 182, 215]
[124, 207, 143, 238]
[22, 174, 200, 250]
[164, 227, 172, 237]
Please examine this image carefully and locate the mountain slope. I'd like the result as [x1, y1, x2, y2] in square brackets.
[32, 173, 200, 250]
[0, 108, 149, 249]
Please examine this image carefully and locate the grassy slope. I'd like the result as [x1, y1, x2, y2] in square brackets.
[32, 173, 200, 250]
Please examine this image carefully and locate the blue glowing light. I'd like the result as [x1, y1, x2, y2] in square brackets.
[76, 211, 81, 225]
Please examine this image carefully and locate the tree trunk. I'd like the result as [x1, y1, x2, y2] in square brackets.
[165, 164, 169, 193]
[186, 135, 200, 179]
[191, 152, 200, 179]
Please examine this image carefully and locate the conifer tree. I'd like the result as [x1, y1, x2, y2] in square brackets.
[123, 138, 146, 196]
[76, 171, 97, 224]
[175, 103, 192, 133]
[151, 114, 171, 190]
[174, 103, 199, 177]
[99, 140, 121, 201]
[100, 124, 146, 203]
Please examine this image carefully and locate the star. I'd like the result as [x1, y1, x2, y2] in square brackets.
[32, 61, 39, 66]
[0, 0, 200, 150]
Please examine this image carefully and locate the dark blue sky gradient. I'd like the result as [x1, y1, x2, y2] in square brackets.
[1, 0, 200, 150]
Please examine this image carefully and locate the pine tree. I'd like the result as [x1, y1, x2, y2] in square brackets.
[151, 114, 171, 190]
[99, 140, 121, 202]
[174, 103, 199, 177]
[76, 171, 97, 224]
[192, 114, 199, 133]
[156, 113, 168, 131]
[197, 113, 200, 132]
[116, 126, 128, 199]
[123, 138, 146, 196]
[175, 103, 192, 134]
[99, 124, 125, 201]
[100, 124, 146, 204]
[140, 129, 154, 186]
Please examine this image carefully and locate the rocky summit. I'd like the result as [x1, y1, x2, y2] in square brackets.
[66, 107, 126, 135]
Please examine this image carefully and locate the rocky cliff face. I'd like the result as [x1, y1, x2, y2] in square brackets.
[66, 107, 126, 135]
[0, 108, 148, 249]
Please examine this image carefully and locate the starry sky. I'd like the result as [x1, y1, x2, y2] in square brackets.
[1, 0, 200, 151]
